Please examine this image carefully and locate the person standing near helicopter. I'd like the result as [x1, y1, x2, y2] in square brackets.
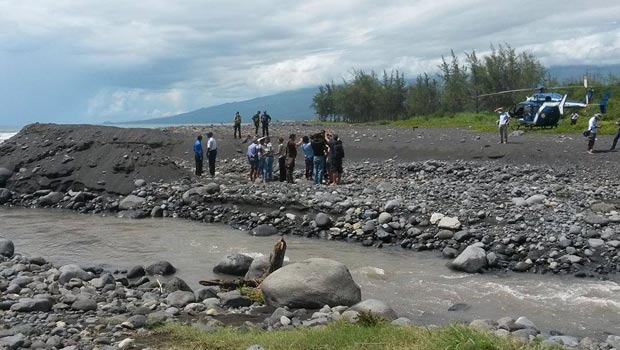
[586, 113, 600, 154]
[495, 107, 510, 144]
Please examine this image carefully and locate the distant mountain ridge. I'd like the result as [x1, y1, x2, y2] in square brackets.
[114, 87, 317, 125]
[114, 64, 620, 125]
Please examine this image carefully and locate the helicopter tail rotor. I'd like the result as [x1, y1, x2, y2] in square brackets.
[559, 94, 568, 116]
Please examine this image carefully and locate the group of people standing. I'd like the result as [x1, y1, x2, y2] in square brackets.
[247, 130, 345, 185]
[494, 107, 620, 154]
[233, 111, 272, 139]
[193, 132, 217, 177]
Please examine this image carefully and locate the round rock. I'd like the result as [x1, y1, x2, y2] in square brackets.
[0, 238, 15, 258]
[348, 299, 398, 321]
[261, 258, 361, 309]
[314, 213, 332, 229]
[251, 224, 278, 237]
[213, 254, 254, 276]
[146, 261, 176, 275]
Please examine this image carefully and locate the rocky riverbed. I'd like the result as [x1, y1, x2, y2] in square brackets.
[2, 238, 620, 350]
[3, 123, 620, 348]
[2, 124, 620, 276]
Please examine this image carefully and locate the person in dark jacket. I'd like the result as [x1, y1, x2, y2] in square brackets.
[233, 112, 242, 139]
[252, 111, 260, 136]
[311, 133, 327, 185]
[193, 135, 203, 176]
[330, 134, 344, 185]
[285, 134, 297, 183]
[611, 117, 620, 151]
[261, 111, 272, 137]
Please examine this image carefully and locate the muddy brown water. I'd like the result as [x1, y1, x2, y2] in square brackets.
[1, 208, 619, 339]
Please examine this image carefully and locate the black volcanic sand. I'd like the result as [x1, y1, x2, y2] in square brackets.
[0, 123, 190, 194]
[171, 122, 620, 168]
[1, 122, 619, 196]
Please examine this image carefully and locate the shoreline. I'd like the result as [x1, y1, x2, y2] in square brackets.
[2, 123, 620, 347]
[1, 123, 620, 278]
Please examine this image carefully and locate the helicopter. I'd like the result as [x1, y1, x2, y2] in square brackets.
[477, 79, 611, 129]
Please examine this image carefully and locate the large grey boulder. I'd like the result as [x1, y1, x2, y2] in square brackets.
[261, 258, 361, 308]
[0, 333, 25, 350]
[205, 182, 221, 194]
[450, 245, 487, 273]
[90, 273, 115, 288]
[71, 298, 97, 311]
[38, 191, 64, 206]
[127, 265, 145, 279]
[378, 212, 392, 224]
[162, 277, 193, 293]
[182, 186, 213, 204]
[119, 195, 146, 210]
[348, 299, 398, 321]
[213, 254, 253, 276]
[0, 238, 14, 258]
[10, 298, 52, 312]
[314, 213, 332, 229]
[0, 168, 12, 187]
[583, 213, 609, 226]
[58, 264, 93, 284]
[437, 216, 461, 230]
[251, 224, 278, 237]
[0, 188, 11, 204]
[245, 255, 270, 279]
[165, 291, 195, 308]
[217, 290, 253, 308]
[146, 261, 176, 275]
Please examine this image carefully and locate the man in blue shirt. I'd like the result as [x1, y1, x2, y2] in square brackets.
[193, 135, 203, 176]
[301, 135, 314, 180]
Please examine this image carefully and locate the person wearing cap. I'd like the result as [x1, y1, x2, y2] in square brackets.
[495, 107, 510, 144]
[610, 117, 620, 151]
[233, 112, 242, 139]
[193, 135, 203, 176]
[587, 113, 600, 154]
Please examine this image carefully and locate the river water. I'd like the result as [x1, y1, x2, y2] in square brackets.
[1, 208, 618, 338]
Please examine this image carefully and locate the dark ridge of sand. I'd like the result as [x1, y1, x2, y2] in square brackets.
[0, 123, 190, 194]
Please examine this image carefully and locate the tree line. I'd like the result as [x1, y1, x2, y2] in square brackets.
[312, 44, 549, 122]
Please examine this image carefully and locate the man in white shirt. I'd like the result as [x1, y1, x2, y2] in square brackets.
[587, 114, 600, 154]
[495, 107, 510, 144]
[206, 132, 217, 176]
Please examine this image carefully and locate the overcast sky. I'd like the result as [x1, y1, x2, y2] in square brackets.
[1, 0, 619, 126]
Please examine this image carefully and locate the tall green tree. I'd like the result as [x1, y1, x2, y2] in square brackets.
[407, 73, 440, 116]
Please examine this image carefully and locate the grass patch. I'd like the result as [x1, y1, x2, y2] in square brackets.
[142, 321, 548, 350]
[238, 286, 264, 303]
[312, 112, 618, 135]
[395, 112, 619, 135]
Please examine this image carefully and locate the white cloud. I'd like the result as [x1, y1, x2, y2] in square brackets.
[0, 0, 619, 123]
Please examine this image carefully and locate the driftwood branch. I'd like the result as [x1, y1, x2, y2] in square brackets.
[267, 237, 287, 276]
[198, 279, 260, 289]
[199, 238, 287, 290]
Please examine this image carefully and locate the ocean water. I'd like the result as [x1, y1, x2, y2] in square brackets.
[0, 126, 18, 144]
